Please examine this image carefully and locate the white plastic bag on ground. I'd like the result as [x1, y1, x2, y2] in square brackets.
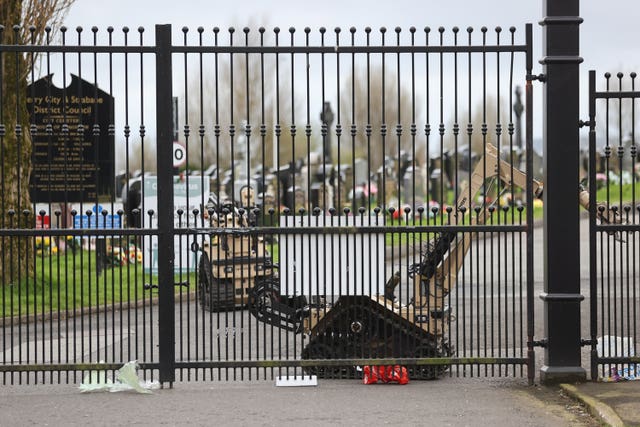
[78, 370, 113, 393]
[79, 361, 159, 394]
[597, 336, 635, 358]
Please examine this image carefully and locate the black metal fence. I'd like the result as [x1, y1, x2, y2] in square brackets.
[0, 23, 537, 385]
[587, 70, 640, 380]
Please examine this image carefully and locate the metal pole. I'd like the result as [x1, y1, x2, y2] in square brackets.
[155, 24, 176, 386]
[539, 0, 587, 383]
[525, 23, 536, 386]
[587, 70, 598, 381]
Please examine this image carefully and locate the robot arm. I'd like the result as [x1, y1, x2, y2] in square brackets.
[578, 184, 622, 225]
[412, 143, 543, 311]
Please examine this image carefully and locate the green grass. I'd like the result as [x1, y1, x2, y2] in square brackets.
[2, 199, 549, 318]
[382, 204, 539, 247]
[596, 183, 640, 205]
[266, 203, 544, 259]
[1, 250, 196, 318]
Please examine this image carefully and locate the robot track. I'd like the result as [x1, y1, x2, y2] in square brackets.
[301, 296, 453, 380]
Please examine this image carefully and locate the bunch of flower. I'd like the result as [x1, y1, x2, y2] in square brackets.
[595, 172, 607, 190]
[35, 236, 58, 256]
[64, 235, 81, 253]
[107, 244, 143, 266]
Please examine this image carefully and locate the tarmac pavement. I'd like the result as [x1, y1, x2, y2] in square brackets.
[0, 376, 604, 427]
[3, 371, 639, 426]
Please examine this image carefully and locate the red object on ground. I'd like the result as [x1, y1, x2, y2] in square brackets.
[363, 365, 409, 385]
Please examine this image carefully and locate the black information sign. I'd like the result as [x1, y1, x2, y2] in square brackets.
[27, 74, 115, 202]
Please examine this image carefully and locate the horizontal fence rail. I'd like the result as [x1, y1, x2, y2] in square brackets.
[0, 23, 536, 385]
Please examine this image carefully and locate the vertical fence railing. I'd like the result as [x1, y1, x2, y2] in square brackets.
[588, 69, 640, 380]
[0, 26, 161, 385]
[170, 24, 537, 382]
[1, 23, 537, 384]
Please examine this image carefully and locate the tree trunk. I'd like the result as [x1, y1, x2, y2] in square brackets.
[1, 1, 34, 286]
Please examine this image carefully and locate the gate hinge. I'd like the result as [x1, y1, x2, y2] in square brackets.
[527, 73, 546, 83]
[581, 338, 596, 347]
[578, 119, 593, 128]
[530, 338, 547, 348]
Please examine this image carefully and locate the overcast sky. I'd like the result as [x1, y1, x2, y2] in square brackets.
[59, 0, 640, 157]
[64, 0, 640, 116]
[62, 0, 639, 74]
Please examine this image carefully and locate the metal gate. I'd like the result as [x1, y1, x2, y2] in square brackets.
[1, 23, 537, 385]
[586, 69, 640, 380]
